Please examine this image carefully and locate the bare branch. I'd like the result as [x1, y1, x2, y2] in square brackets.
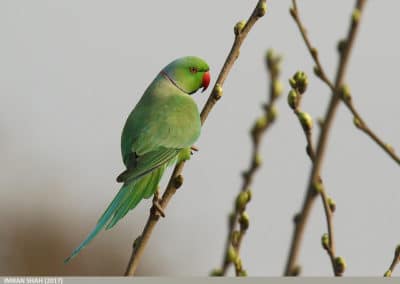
[284, 0, 367, 276]
[289, 1, 334, 90]
[214, 49, 282, 276]
[339, 87, 400, 165]
[287, 71, 340, 275]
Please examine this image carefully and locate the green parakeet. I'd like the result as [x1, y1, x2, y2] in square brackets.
[65, 56, 210, 262]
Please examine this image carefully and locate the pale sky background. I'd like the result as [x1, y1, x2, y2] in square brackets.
[1, 0, 399, 276]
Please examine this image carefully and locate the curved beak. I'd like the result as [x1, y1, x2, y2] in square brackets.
[201, 71, 211, 93]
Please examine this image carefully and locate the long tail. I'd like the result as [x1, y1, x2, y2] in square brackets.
[64, 166, 165, 263]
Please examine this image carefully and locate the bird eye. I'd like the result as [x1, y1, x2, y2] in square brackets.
[189, 67, 198, 74]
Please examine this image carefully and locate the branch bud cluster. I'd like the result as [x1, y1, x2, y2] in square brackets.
[327, 197, 336, 213]
[339, 84, 352, 102]
[298, 111, 313, 132]
[210, 268, 223, 277]
[228, 245, 239, 263]
[321, 233, 330, 250]
[235, 189, 252, 212]
[234, 20, 246, 36]
[287, 90, 299, 110]
[334, 256, 347, 275]
[257, 1, 267, 17]
[239, 211, 250, 231]
[266, 49, 282, 78]
[289, 71, 308, 94]
[214, 84, 223, 100]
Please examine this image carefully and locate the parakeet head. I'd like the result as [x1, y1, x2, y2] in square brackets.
[162, 56, 210, 95]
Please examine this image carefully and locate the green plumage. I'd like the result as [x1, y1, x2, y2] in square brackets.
[65, 56, 210, 262]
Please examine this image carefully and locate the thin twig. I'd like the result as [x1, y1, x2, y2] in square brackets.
[342, 96, 400, 165]
[288, 73, 339, 275]
[384, 244, 400, 277]
[284, 0, 367, 276]
[124, 0, 268, 276]
[290, 1, 334, 91]
[214, 49, 282, 276]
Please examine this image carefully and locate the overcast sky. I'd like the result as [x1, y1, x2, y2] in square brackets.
[1, 0, 399, 276]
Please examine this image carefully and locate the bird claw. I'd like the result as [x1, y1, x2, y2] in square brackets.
[190, 145, 199, 155]
[152, 189, 165, 218]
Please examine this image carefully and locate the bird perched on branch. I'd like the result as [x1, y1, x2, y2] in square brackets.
[65, 56, 210, 262]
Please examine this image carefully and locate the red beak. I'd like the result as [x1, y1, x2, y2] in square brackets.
[201, 71, 211, 93]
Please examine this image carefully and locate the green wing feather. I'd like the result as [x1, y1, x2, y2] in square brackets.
[117, 148, 180, 183]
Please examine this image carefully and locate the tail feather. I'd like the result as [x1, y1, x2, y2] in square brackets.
[142, 165, 165, 199]
[105, 166, 165, 230]
[64, 149, 187, 263]
[64, 181, 135, 263]
[104, 183, 143, 230]
[64, 168, 165, 263]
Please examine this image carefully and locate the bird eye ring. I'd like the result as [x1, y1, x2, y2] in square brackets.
[189, 67, 198, 74]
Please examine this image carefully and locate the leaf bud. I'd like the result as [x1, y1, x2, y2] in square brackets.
[298, 111, 313, 132]
[234, 20, 246, 36]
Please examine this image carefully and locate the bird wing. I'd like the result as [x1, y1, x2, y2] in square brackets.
[116, 147, 180, 183]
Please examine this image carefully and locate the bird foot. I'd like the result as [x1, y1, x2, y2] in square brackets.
[152, 190, 165, 218]
[190, 145, 199, 155]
